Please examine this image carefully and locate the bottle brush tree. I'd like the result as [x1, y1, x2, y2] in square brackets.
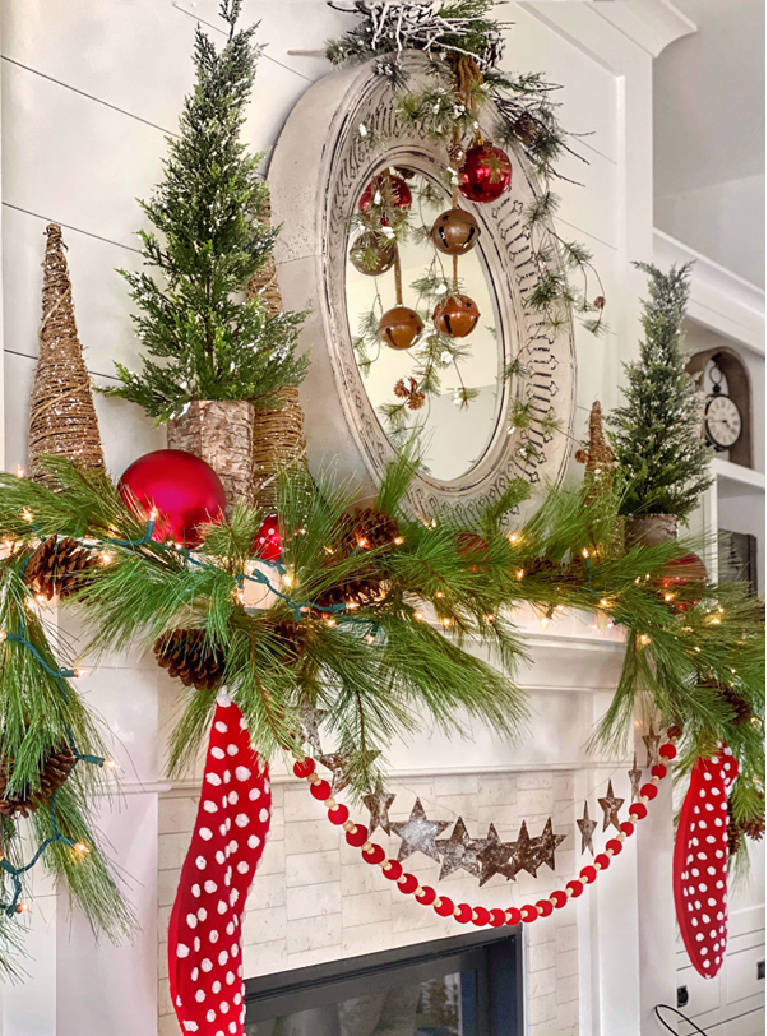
[103, 0, 308, 423]
[608, 262, 713, 521]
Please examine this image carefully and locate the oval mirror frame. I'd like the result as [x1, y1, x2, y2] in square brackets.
[268, 54, 576, 524]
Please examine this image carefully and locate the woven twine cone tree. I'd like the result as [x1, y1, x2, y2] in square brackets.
[575, 401, 622, 554]
[245, 198, 307, 511]
[27, 224, 105, 485]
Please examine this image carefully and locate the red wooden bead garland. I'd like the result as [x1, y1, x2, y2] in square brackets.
[293, 758, 315, 778]
[328, 804, 349, 825]
[291, 735, 678, 932]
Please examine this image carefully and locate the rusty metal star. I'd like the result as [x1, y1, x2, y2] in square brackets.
[577, 800, 597, 855]
[643, 721, 662, 769]
[628, 751, 643, 802]
[435, 817, 488, 880]
[319, 752, 351, 794]
[534, 817, 567, 872]
[391, 798, 449, 863]
[300, 704, 326, 754]
[598, 779, 624, 833]
[477, 823, 517, 886]
[510, 820, 542, 878]
[363, 790, 396, 835]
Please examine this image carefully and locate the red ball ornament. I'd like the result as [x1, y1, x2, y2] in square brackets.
[580, 865, 597, 885]
[119, 449, 226, 549]
[293, 758, 315, 779]
[416, 886, 436, 906]
[434, 896, 454, 917]
[595, 854, 610, 871]
[253, 515, 281, 563]
[606, 838, 622, 856]
[629, 802, 647, 820]
[383, 860, 403, 881]
[398, 873, 418, 895]
[489, 908, 506, 928]
[346, 824, 368, 848]
[536, 899, 553, 918]
[652, 764, 668, 780]
[620, 821, 635, 838]
[505, 907, 521, 926]
[328, 804, 349, 825]
[657, 552, 707, 611]
[358, 173, 412, 220]
[640, 783, 658, 801]
[459, 143, 512, 204]
[551, 891, 567, 909]
[455, 903, 473, 924]
[310, 780, 332, 801]
[520, 904, 538, 922]
[659, 743, 677, 761]
[566, 880, 584, 898]
[362, 843, 385, 865]
[471, 906, 489, 926]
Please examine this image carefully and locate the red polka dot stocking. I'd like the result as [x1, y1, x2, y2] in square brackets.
[673, 746, 739, 978]
[168, 695, 271, 1034]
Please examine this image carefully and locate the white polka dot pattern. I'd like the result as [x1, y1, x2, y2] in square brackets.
[168, 700, 271, 1035]
[673, 747, 739, 980]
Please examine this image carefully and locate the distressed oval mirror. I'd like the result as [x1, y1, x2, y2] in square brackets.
[269, 54, 576, 523]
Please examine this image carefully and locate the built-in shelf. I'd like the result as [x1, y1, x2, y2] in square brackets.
[711, 458, 766, 491]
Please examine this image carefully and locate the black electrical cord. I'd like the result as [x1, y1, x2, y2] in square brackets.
[655, 1003, 764, 1033]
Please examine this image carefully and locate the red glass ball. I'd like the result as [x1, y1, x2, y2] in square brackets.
[505, 907, 521, 926]
[253, 515, 281, 563]
[657, 552, 707, 611]
[358, 173, 412, 219]
[346, 824, 368, 848]
[652, 764, 668, 780]
[659, 743, 677, 760]
[641, 783, 658, 801]
[119, 449, 226, 549]
[459, 144, 512, 204]
[293, 758, 315, 779]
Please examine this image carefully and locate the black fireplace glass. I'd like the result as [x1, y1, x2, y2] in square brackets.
[245, 929, 522, 1036]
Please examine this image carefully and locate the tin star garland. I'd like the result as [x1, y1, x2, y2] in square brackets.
[643, 722, 662, 769]
[363, 791, 396, 836]
[391, 798, 449, 863]
[577, 800, 597, 855]
[628, 753, 644, 803]
[598, 780, 625, 834]
[436, 817, 488, 880]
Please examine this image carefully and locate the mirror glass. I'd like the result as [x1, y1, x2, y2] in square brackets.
[345, 167, 504, 482]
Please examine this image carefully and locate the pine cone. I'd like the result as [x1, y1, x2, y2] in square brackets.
[314, 574, 387, 613]
[0, 740, 76, 818]
[269, 618, 309, 659]
[337, 508, 400, 556]
[742, 791, 765, 841]
[23, 535, 95, 601]
[722, 687, 753, 725]
[727, 804, 742, 856]
[512, 112, 538, 147]
[154, 629, 226, 691]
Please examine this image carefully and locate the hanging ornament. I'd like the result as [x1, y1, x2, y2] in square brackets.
[477, 824, 516, 886]
[349, 232, 397, 276]
[358, 172, 412, 219]
[394, 377, 426, 411]
[643, 721, 662, 768]
[577, 800, 597, 855]
[674, 746, 739, 978]
[535, 818, 567, 872]
[628, 752, 643, 802]
[597, 779, 624, 832]
[168, 694, 271, 1036]
[252, 515, 281, 563]
[378, 305, 424, 351]
[0, 739, 75, 818]
[459, 142, 512, 204]
[119, 449, 227, 549]
[431, 208, 481, 256]
[154, 629, 226, 691]
[23, 535, 96, 602]
[657, 552, 707, 611]
[363, 791, 396, 836]
[436, 817, 488, 880]
[433, 293, 480, 338]
[456, 531, 490, 572]
[511, 112, 538, 147]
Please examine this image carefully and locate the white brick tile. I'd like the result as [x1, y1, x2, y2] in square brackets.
[341, 862, 383, 896]
[530, 966, 557, 999]
[556, 949, 578, 979]
[286, 849, 340, 887]
[435, 795, 478, 823]
[284, 945, 340, 969]
[555, 923, 579, 955]
[478, 775, 516, 807]
[158, 941, 168, 982]
[434, 774, 478, 797]
[391, 898, 439, 935]
[477, 804, 519, 833]
[286, 881, 342, 921]
[268, 805, 285, 842]
[528, 938, 557, 973]
[284, 819, 339, 855]
[556, 997, 579, 1030]
[286, 912, 343, 954]
[556, 973, 579, 1004]
[158, 832, 193, 871]
[159, 795, 199, 834]
[283, 785, 324, 823]
[242, 937, 288, 978]
[529, 990, 558, 1026]
[517, 788, 554, 816]
[241, 905, 287, 946]
[257, 839, 286, 876]
[247, 871, 286, 910]
[159, 1012, 182, 1036]
[343, 919, 394, 956]
[518, 772, 553, 791]
[158, 867, 180, 908]
[157, 977, 173, 1018]
[342, 890, 391, 928]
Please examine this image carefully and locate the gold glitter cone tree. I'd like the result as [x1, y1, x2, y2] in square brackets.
[27, 224, 105, 484]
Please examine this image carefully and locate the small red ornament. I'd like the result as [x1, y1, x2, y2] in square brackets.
[674, 748, 739, 978]
[459, 143, 512, 204]
[456, 531, 490, 572]
[551, 891, 567, 909]
[346, 824, 368, 847]
[595, 854, 610, 871]
[629, 802, 648, 820]
[606, 839, 622, 856]
[253, 515, 281, 563]
[489, 907, 506, 927]
[310, 780, 331, 801]
[358, 173, 412, 219]
[566, 880, 584, 898]
[434, 896, 454, 917]
[293, 758, 315, 779]
[536, 899, 553, 917]
[520, 904, 538, 922]
[657, 552, 707, 611]
[641, 783, 658, 801]
[416, 886, 436, 906]
[660, 744, 677, 761]
[398, 873, 418, 895]
[620, 822, 634, 838]
[362, 843, 385, 865]
[383, 860, 403, 881]
[505, 907, 521, 926]
[455, 903, 473, 924]
[471, 905, 489, 926]
[328, 804, 349, 825]
[119, 449, 227, 549]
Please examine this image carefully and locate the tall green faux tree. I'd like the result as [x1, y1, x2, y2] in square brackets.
[608, 263, 713, 520]
[104, 0, 307, 422]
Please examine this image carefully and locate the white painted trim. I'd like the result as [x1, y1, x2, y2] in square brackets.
[711, 458, 766, 491]
[654, 229, 765, 355]
[589, 0, 696, 57]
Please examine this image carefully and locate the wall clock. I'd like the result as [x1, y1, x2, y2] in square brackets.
[704, 354, 742, 451]
[267, 54, 576, 524]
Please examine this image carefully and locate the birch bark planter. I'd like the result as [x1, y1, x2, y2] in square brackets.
[166, 400, 255, 513]
[624, 513, 677, 548]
